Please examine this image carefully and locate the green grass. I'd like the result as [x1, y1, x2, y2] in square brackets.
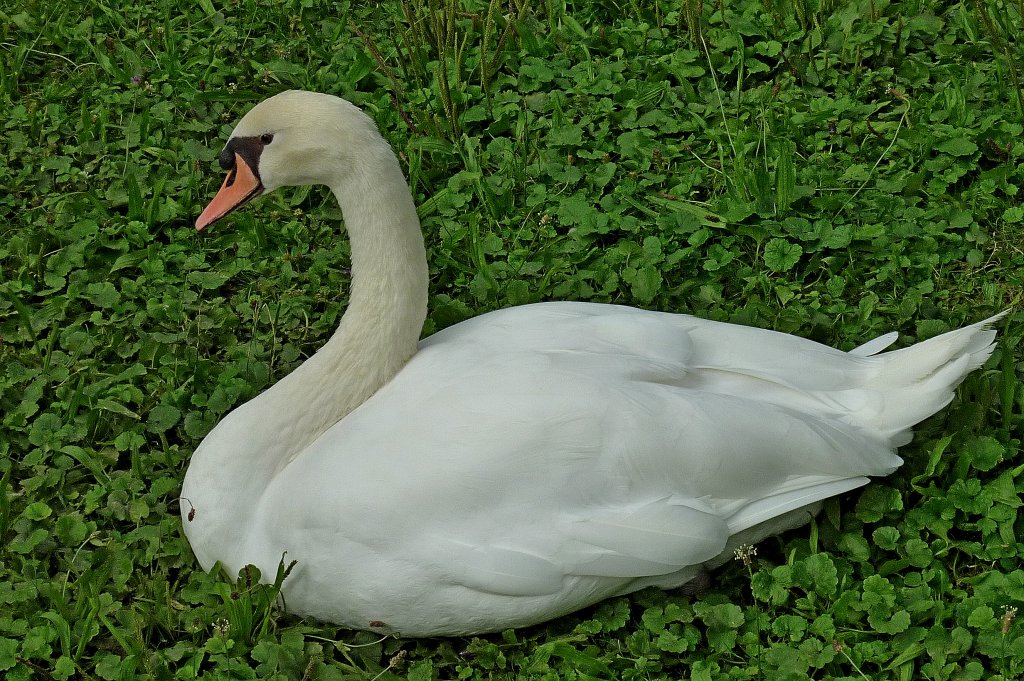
[1, 0, 1023, 678]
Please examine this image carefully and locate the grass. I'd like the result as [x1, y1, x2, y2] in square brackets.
[1, 0, 1022, 678]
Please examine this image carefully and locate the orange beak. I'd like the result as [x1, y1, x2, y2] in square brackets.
[195, 152, 263, 231]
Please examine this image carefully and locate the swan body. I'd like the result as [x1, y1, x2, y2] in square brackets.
[182, 91, 1001, 636]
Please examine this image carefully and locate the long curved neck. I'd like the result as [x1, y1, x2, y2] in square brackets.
[182, 138, 428, 568]
[262, 143, 429, 461]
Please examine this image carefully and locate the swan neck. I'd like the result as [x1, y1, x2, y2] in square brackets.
[329, 152, 428, 359]
[276, 151, 427, 447]
[232, 144, 429, 468]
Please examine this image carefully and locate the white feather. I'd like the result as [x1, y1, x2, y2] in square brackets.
[181, 92, 1003, 637]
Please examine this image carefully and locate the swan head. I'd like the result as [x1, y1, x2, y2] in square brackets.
[196, 90, 384, 230]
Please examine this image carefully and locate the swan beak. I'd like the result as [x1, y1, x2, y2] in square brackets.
[196, 153, 263, 231]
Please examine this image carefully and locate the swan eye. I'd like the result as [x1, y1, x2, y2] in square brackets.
[261, 133, 274, 145]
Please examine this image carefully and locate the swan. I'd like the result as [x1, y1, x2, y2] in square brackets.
[182, 90, 1002, 637]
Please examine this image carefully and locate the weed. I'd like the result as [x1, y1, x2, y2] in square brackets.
[0, 0, 1021, 679]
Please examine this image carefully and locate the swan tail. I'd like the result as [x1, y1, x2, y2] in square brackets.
[864, 312, 1006, 445]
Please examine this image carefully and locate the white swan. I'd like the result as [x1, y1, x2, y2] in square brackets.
[182, 90, 1002, 637]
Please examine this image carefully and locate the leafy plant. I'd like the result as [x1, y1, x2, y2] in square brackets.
[353, 0, 536, 142]
[1, 0, 1021, 679]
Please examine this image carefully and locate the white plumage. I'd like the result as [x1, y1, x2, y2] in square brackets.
[182, 91, 1002, 636]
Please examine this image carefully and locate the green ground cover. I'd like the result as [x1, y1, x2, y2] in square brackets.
[1, 0, 1022, 678]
